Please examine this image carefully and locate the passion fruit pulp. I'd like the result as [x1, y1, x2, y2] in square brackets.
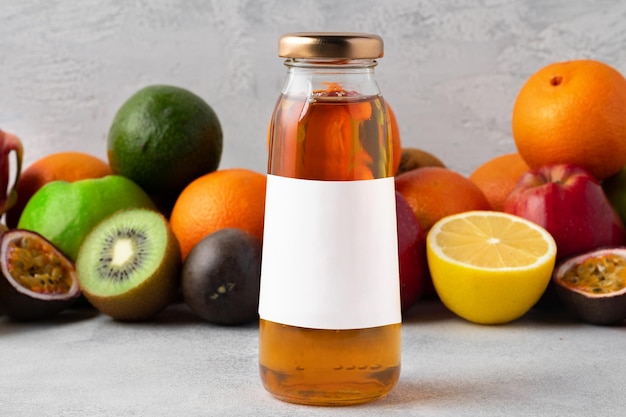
[553, 248, 626, 325]
[0, 229, 80, 320]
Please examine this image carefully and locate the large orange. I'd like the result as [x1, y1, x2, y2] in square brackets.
[469, 152, 530, 211]
[266, 102, 402, 176]
[395, 166, 491, 233]
[387, 103, 402, 175]
[170, 168, 267, 260]
[6, 152, 112, 228]
[512, 59, 626, 180]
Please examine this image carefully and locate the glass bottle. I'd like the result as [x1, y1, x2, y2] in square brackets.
[258, 32, 401, 406]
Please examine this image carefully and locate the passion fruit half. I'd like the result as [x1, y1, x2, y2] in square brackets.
[553, 248, 626, 325]
[0, 229, 80, 320]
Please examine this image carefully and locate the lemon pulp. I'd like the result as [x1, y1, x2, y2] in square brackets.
[426, 211, 557, 324]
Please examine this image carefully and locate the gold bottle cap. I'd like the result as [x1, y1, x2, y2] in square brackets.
[278, 32, 384, 59]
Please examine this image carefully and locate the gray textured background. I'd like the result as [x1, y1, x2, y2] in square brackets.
[3, 3, 626, 415]
[2, 0, 626, 175]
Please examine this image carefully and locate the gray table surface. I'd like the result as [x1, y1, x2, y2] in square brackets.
[1, 300, 624, 416]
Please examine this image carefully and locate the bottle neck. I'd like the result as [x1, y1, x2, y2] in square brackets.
[282, 58, 381, 97]
[285, 58, 378, 69]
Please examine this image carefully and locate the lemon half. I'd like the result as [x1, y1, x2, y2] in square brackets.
[426, 210, 557, 324]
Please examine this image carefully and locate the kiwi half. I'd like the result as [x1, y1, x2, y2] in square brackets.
[76, 208, 181, 321]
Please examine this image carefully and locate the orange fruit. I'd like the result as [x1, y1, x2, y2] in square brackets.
[512, 59, 626, 180]
[469, 153, 530, 211]
[266, 102, 402, 176]
[387, 103, 402, 175]
[395, 166, 491, 233]
[6, 152, 112, 228]
[170, 168, 267, 260]
[395, 147, 446, 176]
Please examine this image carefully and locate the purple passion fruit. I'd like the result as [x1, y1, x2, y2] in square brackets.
[553, 248, 626, 325]
[0, 229, 80, 320]
[181, 228, 261, 325]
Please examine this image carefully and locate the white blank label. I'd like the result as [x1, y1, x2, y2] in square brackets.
[259, 175, 401, 330]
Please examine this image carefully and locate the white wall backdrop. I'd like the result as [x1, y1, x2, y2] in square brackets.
[2, 0, 625, 175]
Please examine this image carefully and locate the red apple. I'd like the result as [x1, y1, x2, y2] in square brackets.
[396, 191, 427, 312]
[503, 164, 626, 261]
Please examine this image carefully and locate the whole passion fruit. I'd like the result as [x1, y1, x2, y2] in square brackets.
[553, 248, 626, 325]
[0, 229, 81, 320]
[182, 228, 261, 325]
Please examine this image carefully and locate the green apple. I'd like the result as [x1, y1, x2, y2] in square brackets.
[17, 175, 156, 261]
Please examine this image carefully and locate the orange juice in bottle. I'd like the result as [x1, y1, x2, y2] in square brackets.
[259, 32, 401, 406]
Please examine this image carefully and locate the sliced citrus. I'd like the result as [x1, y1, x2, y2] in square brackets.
[426, 210, 557, 324]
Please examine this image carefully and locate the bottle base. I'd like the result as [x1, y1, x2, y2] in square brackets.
[260, 364, 400, 406]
